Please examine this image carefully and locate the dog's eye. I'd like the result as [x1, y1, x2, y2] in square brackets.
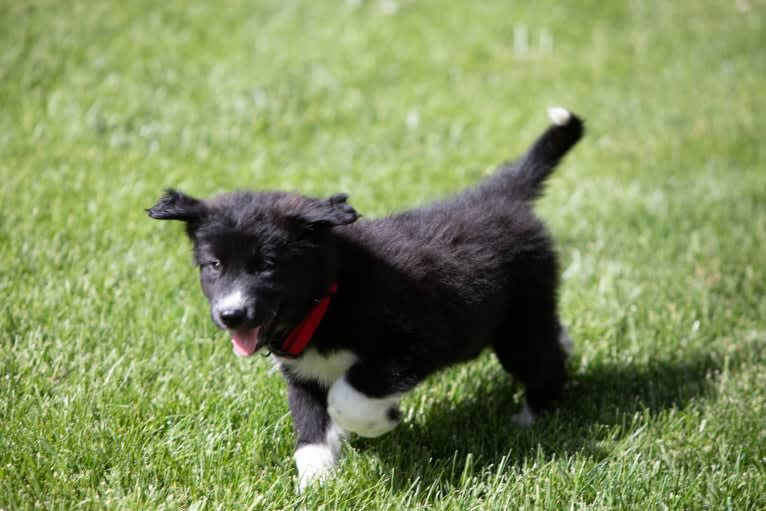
[202, 260, 222, 273]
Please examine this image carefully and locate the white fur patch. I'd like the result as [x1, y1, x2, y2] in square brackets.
[547, 106, 571, 126]
[512, 402, 536, 427]
[276, 348, 357, 388]
[324, 420, 345, 455]
[327, 377, 401, 438]
[559, 325, 573, 355]
[215, 289, 245, 311]
[294, 444, 334, 491]
[294, 421, 345, 491]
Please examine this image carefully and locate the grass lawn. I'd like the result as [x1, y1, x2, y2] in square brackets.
[2, 0, 765, 509]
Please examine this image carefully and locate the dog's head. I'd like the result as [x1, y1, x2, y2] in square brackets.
[148, 188, 358, 356]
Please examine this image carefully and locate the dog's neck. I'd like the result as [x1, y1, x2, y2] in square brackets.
[267, 233, 345, 357]
[273, 283, 338, 357]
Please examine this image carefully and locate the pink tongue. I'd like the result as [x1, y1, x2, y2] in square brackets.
[231, 328, 261, 357]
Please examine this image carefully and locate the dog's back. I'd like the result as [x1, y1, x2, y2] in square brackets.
[331, 108, 584, 368]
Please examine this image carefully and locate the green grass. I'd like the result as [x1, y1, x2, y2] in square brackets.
[2, 0, 765, 509]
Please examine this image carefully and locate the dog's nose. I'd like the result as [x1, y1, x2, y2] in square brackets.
[219, 308, 246, 329]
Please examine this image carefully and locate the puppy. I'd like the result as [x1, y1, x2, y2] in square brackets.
[148, 107, 584, 489]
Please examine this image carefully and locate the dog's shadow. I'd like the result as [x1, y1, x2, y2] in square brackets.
[358, 350, 728, 490]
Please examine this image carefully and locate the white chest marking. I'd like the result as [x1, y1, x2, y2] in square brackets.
[276, 348, 357, 387]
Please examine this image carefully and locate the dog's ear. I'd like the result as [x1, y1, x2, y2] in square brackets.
[282, 193, 359, 230]
[301, 193, 360, 227]
[146, 189, 207, 223]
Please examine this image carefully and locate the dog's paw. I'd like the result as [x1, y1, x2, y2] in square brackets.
[558, 324, 573, 356]
[294, 422, 345, 492]
[327, 377, 402, 438]
[294, 443, 337, 491]
[511, 403, 536, 427]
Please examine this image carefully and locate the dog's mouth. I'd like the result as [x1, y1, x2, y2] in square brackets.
[230, 327, 262, 357]
[228, 305, 282, 357]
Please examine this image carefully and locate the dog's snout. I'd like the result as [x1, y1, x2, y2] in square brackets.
[219, 308, 247, 329]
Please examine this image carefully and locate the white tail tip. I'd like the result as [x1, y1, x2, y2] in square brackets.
[547, 107, 571, 126]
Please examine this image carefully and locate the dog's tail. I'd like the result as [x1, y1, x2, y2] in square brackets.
[495, 107, 584, 201]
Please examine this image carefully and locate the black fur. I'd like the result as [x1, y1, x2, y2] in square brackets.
[287, 379, 332, 448]
[148, 110, 584, 457]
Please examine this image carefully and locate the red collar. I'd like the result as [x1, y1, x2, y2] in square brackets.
[279, 283, 338, 357]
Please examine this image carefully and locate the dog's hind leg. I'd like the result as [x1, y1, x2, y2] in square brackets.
[492, 312, 569, 418]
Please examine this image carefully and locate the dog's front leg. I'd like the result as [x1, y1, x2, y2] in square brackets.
[327, 362, 408, 438]
[286, 378, 345, 491]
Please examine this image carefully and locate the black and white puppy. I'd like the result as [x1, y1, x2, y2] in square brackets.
[148, 107, 584, 489]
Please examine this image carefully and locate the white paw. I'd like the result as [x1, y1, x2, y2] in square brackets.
[512, 403, 536, 427]
[327, 377, 402, 438]
[294, 422, 345, 492]
[559, 324, 573, 355]
[295, 443, 336, 491]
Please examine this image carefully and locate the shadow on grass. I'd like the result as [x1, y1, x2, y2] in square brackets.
[360, 350, 728, 491]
